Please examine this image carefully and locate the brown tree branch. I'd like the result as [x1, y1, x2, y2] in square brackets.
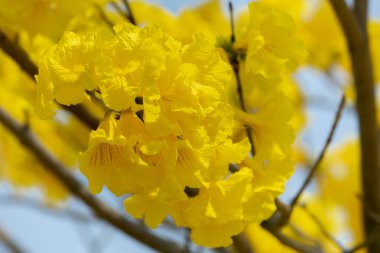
[227, 1, 255, 156]
[300, 205, 345, 251]
[0, 30, 99, 130]
[110, 1, 134, 24]
[261, 200, 324, 253]
[328, 0, 364, 49]
[261, 221, 323, 253]
[60, 104, 98, 130]
[121, 0, 136, 25]
[0, 195, 94, 223]
[228, 1, 236, 43]
[0, 226, 24, 253]
[0, 106, 184, 253]
[0, 31, 37, 78]
[110, 1, 126, 19]
[288, 223, 320, 245]
[290, 95, 345, 209]
[232, 234, 253, 253]
[94, 3, 114, 29]
[346, 240, 369, 253]
[354, 0, 368, 31]
[329, 1, 380, 252]
[358, 194, 380, 225]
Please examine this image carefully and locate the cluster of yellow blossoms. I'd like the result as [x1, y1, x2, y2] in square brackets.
[0, 0, 310, 248]
[33, 1, 306, 246]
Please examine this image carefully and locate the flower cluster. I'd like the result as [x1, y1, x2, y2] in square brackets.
[0, 0, 307, 247]
[35, 0, 306, 241]
[37, 23, 252, 246]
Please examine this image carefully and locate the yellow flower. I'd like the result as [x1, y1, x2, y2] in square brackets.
[171, 168, 254, 247]
[38, 19, 299, 247]
[235, 2, 307, 81]
[125, 175, 187, 228]
[36, 31, 97, 117]
[79, 112, 155, 195]
[174, 0, 229, 43]
[234, 85, 295, 156]
[207, 138, 251, 181]
[300, 0, 347, 69]
[131, 0, 229, 44]
[242, 146, 294, 224]
[95, 24, 170, 111]
[259, 0, 306, 22]
[130, 1, 178, 34]
[141, 32, 232, 143]
[0, 0, 98, 40]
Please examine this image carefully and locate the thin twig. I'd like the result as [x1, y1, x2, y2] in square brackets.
[90, 225, 114, 253]
[122, 0, 136, 25]
[110, 2, 125, 18]
[290, 95, 346, 209]
[214, 248, 231, 253]
[94, 3, 114, 29]
[0, 30, 99, 130]
[228, 1, 235, 43]
[0, 195, 94, 223]
[0, 31, 37, 78]
[0, 107, 184, 253]
[0, 226, 24, 253]
[300, 205, 345, 251]
[183, 228, 192, 253]
[288, 223, 320, 245]
[227, 1, 255, 156]
[232, 234, 253, 253]
[72, 218, 100, 253]
[261, 223, 323, 253]
[345, 240, 369, 253]
[261, 200, 323, 253]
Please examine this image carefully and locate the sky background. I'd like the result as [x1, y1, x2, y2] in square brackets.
[0, 0, 380, 253]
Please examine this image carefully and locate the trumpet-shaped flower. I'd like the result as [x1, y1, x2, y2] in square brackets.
[235, 2, 307, 82]
[171, 168, 254, 247]
[36, 32, 97, 117]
